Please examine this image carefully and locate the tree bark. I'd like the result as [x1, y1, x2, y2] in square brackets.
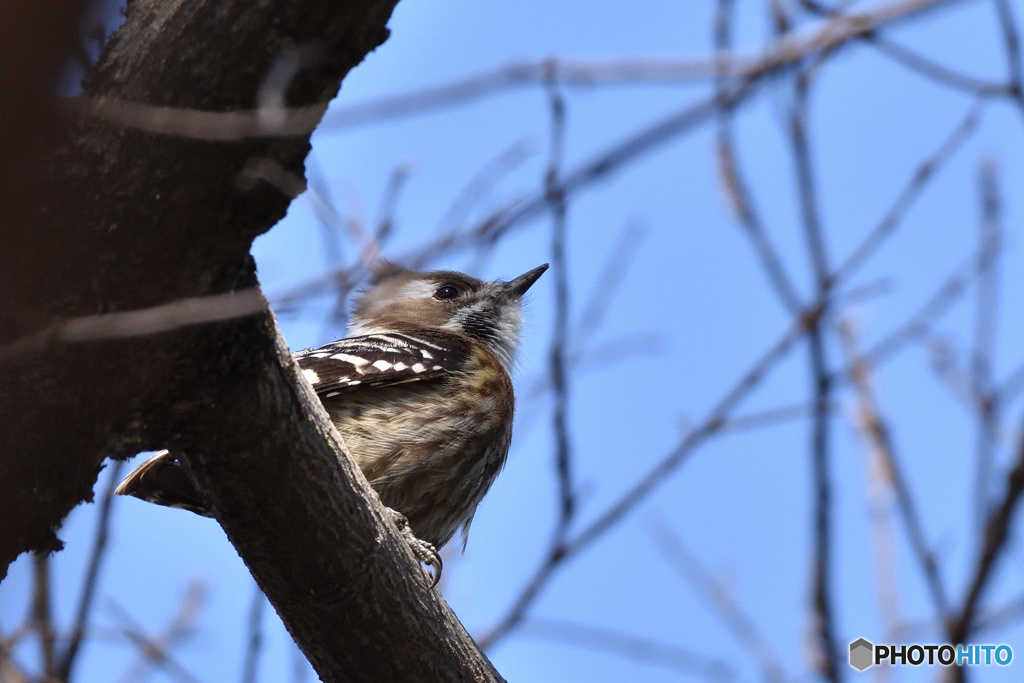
[0, 0, 504, 680]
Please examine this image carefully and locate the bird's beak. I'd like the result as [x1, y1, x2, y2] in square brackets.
[506, 264, 549, 297]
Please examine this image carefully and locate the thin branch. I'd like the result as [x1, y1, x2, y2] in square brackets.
[832, 99, 984, 287]
[800, 0, 1010, 97]
[273, 141, 534, 309]
[571, 221, 647, 346]
[838, 319, 951, 623]
[31, 554, 56, 680]
[648, 518, 788, 682]
[56, 460, 125, 682]
[972, 159, 1002, 530]
[565, 303, 816, 559]
[424, 141, 536, 260]
[241, 584, 266, 683]
[409, 82, 757, 267]
[856, 246, 986, 373]
[949, 415, 1024, 645]
[516, 333, 666, 437]
[281, 0, 965, 308]
[117, 627, 201, 683]
[972, 592, 1024, 633]
[520, 618, 737, 681]
[997, 360, 1024, 405]
[716, 0, 804, 314]
[545, 78, 576, 538]
[479, 77, 580, 653]
[0, 642, 28, 683]
[480, 304, 816, 647]
[67, 96, 330, 141]
[316, 0, 959, 130]
[107, 582, 207, 683]
[0, 289, 267, 359]
[992, 0, 1024, 115]
[787, 65, 839, 681]
[926, 334, 986, 413]
[869, 35, 1011, 97]
[374, 163, 412, 249]
[719, 401, 832, 433]
[283, 0, 966, 308]
[306, 155, 349, 269]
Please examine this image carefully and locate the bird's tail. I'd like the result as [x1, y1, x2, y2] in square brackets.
[115, 450, 213, 517]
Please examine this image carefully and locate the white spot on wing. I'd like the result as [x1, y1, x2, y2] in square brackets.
[412, 363, 426, 373]
[393, 362, 408, 371]
[420, 349, 433, 359]
[331, 353, 370, 368]
[372, 360, 392, 371]
[302, 369, 320, 384]
[325, 391, 340, 397]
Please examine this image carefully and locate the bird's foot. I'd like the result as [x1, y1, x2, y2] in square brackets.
[385, 507, 442, 589]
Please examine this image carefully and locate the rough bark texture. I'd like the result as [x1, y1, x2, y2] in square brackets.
[0, 0, 504, 680]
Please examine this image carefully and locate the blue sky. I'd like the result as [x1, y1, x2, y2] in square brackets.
[5, 1, 1024, 681]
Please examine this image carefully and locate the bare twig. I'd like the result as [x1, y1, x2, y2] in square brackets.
[56, 460, 125, 682]
[280, 1, 965, 309]
[992, 0, 1024, 115]
[832, 100, 984, 287]
[648, 517, 788, 682]
[478, 77, 580, 653]
[949, 415, 1024, 645]
[869, 35, 1011, 97]
[972, 591, 1024, 633]
[0, 641, 28, 683]
[272, 142, 535, 309]
[716, 0, 803, 314]
[719, 401, 832, 433]
[237, 158, 308, 198]
[109, 581, 207, 683]
[480, 304, 815, 647]
[521, 618, 737, 681]
[800, 0, 1010, 97]
[316, 0, 959, 130]
[417, 141, 536, 269]
[31, 554, 56, 680]
[375, 163, 413, 249]
[571, 221, 647, 346]
[972, 159, 1002, 530]
[567, 303, 816, 558]
[857, 247, 986, 373]
[545, 78, 576, 539]
[786, 64, 839, 680]
[68, 96, 331, 141]
[0, 289, 267, 359]
[926, 334, 986, 413]
[838, 319, 951, 623]
[997, 360, 1024, 405]
[241, 584, 266, 683]
[306, 155, 349, 269]
[407, 83, 757, 268]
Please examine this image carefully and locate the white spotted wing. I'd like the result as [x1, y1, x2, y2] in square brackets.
[295, 331, 468, 397]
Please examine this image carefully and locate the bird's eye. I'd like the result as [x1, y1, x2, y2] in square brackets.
[435, 285, 460, 300]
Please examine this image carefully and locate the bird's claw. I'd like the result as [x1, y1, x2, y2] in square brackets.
[386, 508, 442, 589]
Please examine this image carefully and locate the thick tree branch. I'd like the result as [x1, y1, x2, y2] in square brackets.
[0, 0, 503, 680]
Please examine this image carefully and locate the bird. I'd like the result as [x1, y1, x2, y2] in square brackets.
[115, 262, 548, 586]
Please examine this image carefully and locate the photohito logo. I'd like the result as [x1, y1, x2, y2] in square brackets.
[849, 638, 1013, 671]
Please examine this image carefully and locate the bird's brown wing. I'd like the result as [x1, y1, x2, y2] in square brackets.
[295, 331, 469, 396]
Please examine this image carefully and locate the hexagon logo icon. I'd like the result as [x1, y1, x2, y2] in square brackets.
[849, 638, 874, 671]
